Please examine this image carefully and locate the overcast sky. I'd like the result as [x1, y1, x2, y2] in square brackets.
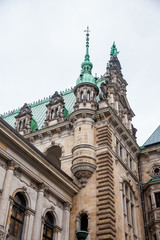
[0, 0, 160, 145]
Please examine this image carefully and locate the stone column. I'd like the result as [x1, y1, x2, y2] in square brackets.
[62, 202, 71, 240]
[31, 184, 45, 240]
[0, 160, 15, 229]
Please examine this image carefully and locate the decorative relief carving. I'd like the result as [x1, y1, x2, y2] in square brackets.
[56, 200, 63, 210]
[63, 202, 72, 211]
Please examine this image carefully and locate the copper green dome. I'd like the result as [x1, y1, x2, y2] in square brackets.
[76, 27, 97, 86]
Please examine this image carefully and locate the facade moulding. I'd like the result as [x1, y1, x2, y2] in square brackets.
[25, 120, 71, 139]
[72, 144, 96, 153]
[69, 109, 96, 122]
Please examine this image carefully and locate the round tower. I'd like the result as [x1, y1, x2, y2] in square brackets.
[70, 27, 98, 187]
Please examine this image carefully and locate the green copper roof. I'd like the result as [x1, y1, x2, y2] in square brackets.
[2, 90, 75, 130]
[2, 78, 106, 131]
[30, 119, 38, 132]
[143, 125, 160, 147]
[76, 27, 96, 86]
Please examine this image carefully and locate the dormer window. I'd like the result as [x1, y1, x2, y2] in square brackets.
[19, 121, 22, 131]
[81, 91, 83, 100]
[87, 91, 90, 101]
[51, 110, 54, 119]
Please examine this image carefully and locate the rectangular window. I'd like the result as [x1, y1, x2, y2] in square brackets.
[130, 158, 132, 170]
[131, 203, 135, 230]
[155, 192, 160, 208]
[126, 199, 130, 222]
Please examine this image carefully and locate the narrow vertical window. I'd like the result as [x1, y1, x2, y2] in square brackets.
[51, 109, 54, 119]
[23, 119, 25, 129]
[81, 213, 88, 231]
[87, 91, 90, 101]
[43, 212, 54, 240]
[55, 108, 58, 116]
[81, 91, 83, 100]
[120, 145, 123, 159]
[8, 193, 26, 240]
[19, 121, 22, 131]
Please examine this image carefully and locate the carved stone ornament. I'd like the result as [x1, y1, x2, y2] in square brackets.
[71, 163, 96, 187]
[99, 82, 108, 101]
[148, 164, 160, 178]
[15, 103, 32, 118]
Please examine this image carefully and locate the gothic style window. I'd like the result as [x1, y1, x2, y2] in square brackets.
[51, 110, 54, 119]
[8, 193, 26, 240]
[87, 91, 90, 101]
[155, 192, 160, 208]
[43, 212, 54, 240]
[80, 91, 83, 100]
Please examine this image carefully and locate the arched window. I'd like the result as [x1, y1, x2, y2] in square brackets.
[55, 108, 58, 116]
[8, 193, 26, 239]
[81, 213, 88, 231]
[43, 212, 54, 240]
[22, 119, 25, 129]
[80, 91, 83, 100]
[87, 91, 90, 101]
[51, 109, 54, 119]
[19, 121, 22, 131]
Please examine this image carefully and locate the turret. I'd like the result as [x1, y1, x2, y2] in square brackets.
[99, 42, 136, 138]
[74, 27, 99, 111]
[70, 27, 97, 187]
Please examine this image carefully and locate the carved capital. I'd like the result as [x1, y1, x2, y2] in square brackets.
[64, 202, 72, 211]
[7, 160, 16, 170]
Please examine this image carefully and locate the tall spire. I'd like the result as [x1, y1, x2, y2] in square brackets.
[84, 26, 90, 61]
[76, 27, 96, 86]
[80, 26, 93, 75]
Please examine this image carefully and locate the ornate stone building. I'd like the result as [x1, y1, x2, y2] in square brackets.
[0, 28, 160, 240]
